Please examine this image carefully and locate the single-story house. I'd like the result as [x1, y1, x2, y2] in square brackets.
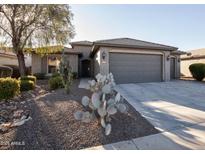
[31, 38, 184, 84]
[181, 48, 205, 77]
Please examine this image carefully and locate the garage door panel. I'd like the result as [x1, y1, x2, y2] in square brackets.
[109, 53, 162, 84]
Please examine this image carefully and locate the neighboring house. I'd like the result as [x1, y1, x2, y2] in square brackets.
[0, 50, 18, 66]
[31, 38, 184, 84]
[0, 50, 32, 68]
[181, 48, 205, 77]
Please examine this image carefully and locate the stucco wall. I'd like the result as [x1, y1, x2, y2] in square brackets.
[32, 53, 78, 74]
[94, 49, 101, 76]
[41, 56, 48, 74]
[164, 52, 170, 81]
[73, 46, 92, 59]
[175, 55, 181, 78]
[32, 54, 42, 74]
[93, 47, 180, 82]
[72, 45, 93, 76]
[65, 54, 78, 73]
[32, 54, 48, 74]
[181, 58, 205, 77]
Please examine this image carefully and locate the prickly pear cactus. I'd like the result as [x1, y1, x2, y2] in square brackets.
[74, 73, 127, 135]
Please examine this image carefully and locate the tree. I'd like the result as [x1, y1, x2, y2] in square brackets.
[0, 4, 75, 76]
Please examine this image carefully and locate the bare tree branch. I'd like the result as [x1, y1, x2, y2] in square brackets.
[0, 6, 12, 24]
[0, 25, 12, 38]
[20, 27, 37, 49]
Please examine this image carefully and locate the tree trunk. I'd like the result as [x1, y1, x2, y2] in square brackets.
[17, 51, 26, 76]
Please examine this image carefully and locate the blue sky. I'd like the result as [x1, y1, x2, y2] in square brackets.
[70, 4, 205, 51]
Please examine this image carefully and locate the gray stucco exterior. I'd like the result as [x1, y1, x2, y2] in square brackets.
[31, 38, 182, 83]
[71, 45, 93, 77]
[93, 47, 181, 83]
[32, 54, 48, 74]
[31, 53, 79, 75]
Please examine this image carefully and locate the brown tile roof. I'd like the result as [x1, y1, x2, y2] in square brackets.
[181, 48, 205, 60]
[188, 48, 205, 56]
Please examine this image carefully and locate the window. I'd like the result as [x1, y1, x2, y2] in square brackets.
[48, 56, 60, 74]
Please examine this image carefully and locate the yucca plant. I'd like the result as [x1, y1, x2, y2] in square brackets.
[74, 73, 127, 135]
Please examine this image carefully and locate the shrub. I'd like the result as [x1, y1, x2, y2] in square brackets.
[0, 77, 20, 100]
[0, 66, 13, 77]
[189, 63, 205, 81]
[3, 66, 31, 78]
[19, 75, 36, 84]
[48, 76, 64, 90]
[20, 80, 35, 91]
[72, 72, 78, 79]
[8, 65, 20, 78]
[52, 72, 61, 78]
[33, 73, 46, 80]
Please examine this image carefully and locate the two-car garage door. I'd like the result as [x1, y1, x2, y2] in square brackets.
[109, 53, 163, 84]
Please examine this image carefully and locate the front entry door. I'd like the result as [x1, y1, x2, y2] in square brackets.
[82, 60, 91, 77]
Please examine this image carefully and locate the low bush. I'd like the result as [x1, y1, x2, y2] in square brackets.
[33, 73, 46, 80]
[19, 75, 36, 84]
[189, 63, 205, 81]
[0, 66, 13, 77]
[52, 72, 61, 78]
[0, 77, 20, 100]
[3, 66, 31, 78]
[48, 76, 64, 90]
[8, 65, 20, 78]
[20, 80, 35, 91]
[72, 72, 78, 79]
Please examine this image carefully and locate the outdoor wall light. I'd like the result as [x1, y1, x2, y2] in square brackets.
[102, 51, 107, 63]
[167, 55, 170, 61]
[178, 58, 181, 62]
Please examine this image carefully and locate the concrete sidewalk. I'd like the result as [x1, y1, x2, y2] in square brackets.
[86, 122, 205, 150]
[78, 78, 91, 89]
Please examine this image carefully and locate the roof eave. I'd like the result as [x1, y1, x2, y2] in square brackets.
[181, 55, 205, 60]
[70, 42, 93, 47]
[90, 43, 178, 57]
[172, 50, 187, 55]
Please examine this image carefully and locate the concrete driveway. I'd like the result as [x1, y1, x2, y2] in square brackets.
[115, 80, 205, 149]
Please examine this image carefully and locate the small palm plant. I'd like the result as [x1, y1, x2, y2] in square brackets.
[74, 73, 127, 135]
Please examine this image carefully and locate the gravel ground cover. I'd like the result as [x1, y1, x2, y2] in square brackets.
[0, 80, 158, 150]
